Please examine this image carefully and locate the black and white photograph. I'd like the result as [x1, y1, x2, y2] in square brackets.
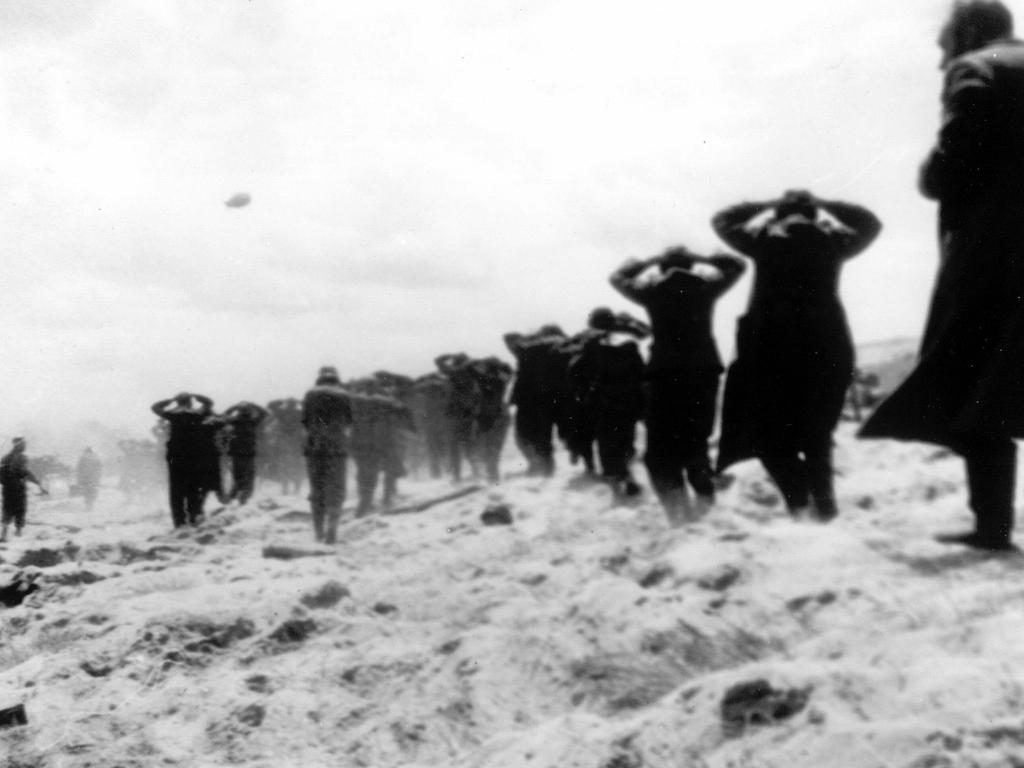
[3, 1, 1024, 766]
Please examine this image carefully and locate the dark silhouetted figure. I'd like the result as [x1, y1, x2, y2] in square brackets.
[267, 398, 305, 495]
[714, 190, 880, 521]
[504, 325, 569, 476]
[862, 1, 1024, 551]
[302, 366, 352, 544]
[436, 353, 479, 482]
[569, 308, 650, 497]
[556, 328, 602, 476]
[611, 247, 746, 524]
[0, 438, 47, 542]
[224, 401, 268, 505]
[408, 373, 451, 478]
[75, 447, 102, 512]
[348, 380, 414, 516]
[152, 393, 218, 527]
[470, 356, 513, 483]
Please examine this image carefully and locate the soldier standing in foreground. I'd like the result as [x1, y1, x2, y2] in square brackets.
[302, 366, 353, 544]
[0, 438, 48, 542]
[862, 0, 1024, 550]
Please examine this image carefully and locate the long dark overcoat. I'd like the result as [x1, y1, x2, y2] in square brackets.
[862, 39, 1024, 446]
[713, 214, 875, 471]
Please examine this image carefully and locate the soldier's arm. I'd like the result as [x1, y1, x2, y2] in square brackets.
[817, 199, 883, 259]
[711, 201, 773, 255]
[192, 394, 214, 414]
[920, 60, 996, 201]
[503, 332, 525, 355]
[609, 257, 660, 304]
[704, 252, 748, 294]
[150, 398, 174, 417]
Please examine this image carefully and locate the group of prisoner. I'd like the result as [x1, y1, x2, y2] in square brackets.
[4, 1, 1022, 554]
[146, 189, 882, 542]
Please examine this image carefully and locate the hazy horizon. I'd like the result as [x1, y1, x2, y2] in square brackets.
[0, 0, 971, 451]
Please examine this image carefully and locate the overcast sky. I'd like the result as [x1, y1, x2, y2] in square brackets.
[0, 0, 985, 442]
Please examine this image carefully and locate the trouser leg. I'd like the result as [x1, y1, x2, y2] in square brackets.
[683, 455, 716, 499]
[960, 436, 1017, 542]
[644, 374, 689, 514]
[515, 404, 555, 476]
[514, 406, 541, 473]
[167, 461, 188, 528]
[306, 456, 326, 542]
[322, 455, 347, 544]
[356, 454, 378, 515]
[804, 434, 838, 519]
[427, 429, 444, 479]
[232, 456, 256, 504]
[596, 413, 635, 480]
[185, 474, 205, 525]
[680, 371, 720, 501]
[759, 454, 810, 512]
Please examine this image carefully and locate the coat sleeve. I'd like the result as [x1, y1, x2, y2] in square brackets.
[919, 59, 997, 201]
[711, 203, 771, 256]
[819, 201, 883, 260]
[609, 259, 654, 305]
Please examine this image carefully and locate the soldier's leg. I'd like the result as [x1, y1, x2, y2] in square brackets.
[758, 454, 810, 515]
[644, 374, 690, 522]
[680, 371, 720, 505]
[383, 471, 397, 507]
[449, 423, 462, 482]
[536, 402, 557, 476]
[804, 433, 838, 521]
[959, 435, 1017, 546]
[425, 427, 442, 479]
[323, 456, 347, 544]
[355, 454, 378, 516]
[306, 456, 326, 542]
[167, 460, 188, 528]
[185, 468, 206, 525]
[13, 494, 26, 536]
[514, 405, 541, 473]
[236, 456, 256, 505]
[483, 418, 508, 484]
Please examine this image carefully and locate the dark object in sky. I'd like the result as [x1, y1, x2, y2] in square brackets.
[225, 192, 251, 208]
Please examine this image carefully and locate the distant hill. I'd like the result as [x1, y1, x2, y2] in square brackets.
[856, 336, 918, 395]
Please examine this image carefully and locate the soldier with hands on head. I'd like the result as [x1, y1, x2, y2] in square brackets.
[151, 392, 219, 528]
[610, 245, 746, 524]
[713, 189, 881, 521]
[302, 366, 353, 544]
[223, 401, 269, 505]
